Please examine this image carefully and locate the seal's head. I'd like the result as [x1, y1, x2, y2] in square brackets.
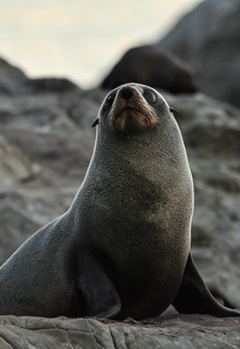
[93, 83, 176, 135]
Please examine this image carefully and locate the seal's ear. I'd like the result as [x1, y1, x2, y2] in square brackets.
[169, 107, 179, 116]
[92, 118, 99, 127]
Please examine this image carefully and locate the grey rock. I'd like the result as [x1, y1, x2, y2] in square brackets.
[0, 57, 26, 84]
[3, 77, 81, 96]
[159, 0, 240, 107]
[0, 135, 33, 185]
[0, 57, 81, 96]
[0, 315, 240, 348]
[20, 77, 81, 94]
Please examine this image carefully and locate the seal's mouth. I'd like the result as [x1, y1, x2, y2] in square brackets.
[113, 106, 152, 132]
[116, 106, 149, 120]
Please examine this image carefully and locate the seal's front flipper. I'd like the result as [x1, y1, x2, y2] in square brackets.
[76, 249, 121, 319]
[172, 253, 240, 317]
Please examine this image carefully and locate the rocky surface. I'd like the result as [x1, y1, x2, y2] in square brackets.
[159, 0, 240, 107]
[1, 314, 240, 349]
[1, 55, 240, 346]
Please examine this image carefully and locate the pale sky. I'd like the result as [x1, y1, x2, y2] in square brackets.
[0, 0, 202, 88]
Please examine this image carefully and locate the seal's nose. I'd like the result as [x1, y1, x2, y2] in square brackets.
[120, 86, 134, 99]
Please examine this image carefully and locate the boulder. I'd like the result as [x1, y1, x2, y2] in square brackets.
[159, 0, 240, 107]
[101, 44, 198, 93]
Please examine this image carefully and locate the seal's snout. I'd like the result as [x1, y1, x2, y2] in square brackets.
[109, 83, 159, 133]
[120, 86, 134, 100]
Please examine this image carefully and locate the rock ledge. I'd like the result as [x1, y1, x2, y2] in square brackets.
[0, 314, 240, 349]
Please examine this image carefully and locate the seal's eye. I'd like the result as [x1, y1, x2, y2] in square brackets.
[106, 94, 115, 107]
[143, 90, 157, 104]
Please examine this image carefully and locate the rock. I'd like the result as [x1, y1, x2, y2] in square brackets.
[21, 77, 80, 93]
[3, 77, 81, 96]
[0, 57, 26, 84]
[0, 91, 95, 178]
[101, 44, 198, 93]
[0, 135, 33, 185]
[159, 0, 240, 107]
[0, 56, 81, 96]
[0, 314, 240, 348]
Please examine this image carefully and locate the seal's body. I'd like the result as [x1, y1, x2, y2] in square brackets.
[76, 84, 193, 319]
[0, 83, 239, 319]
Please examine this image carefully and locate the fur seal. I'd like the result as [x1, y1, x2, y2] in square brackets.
[0, 83, 239, 319]
[101, 45, 199, 94]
